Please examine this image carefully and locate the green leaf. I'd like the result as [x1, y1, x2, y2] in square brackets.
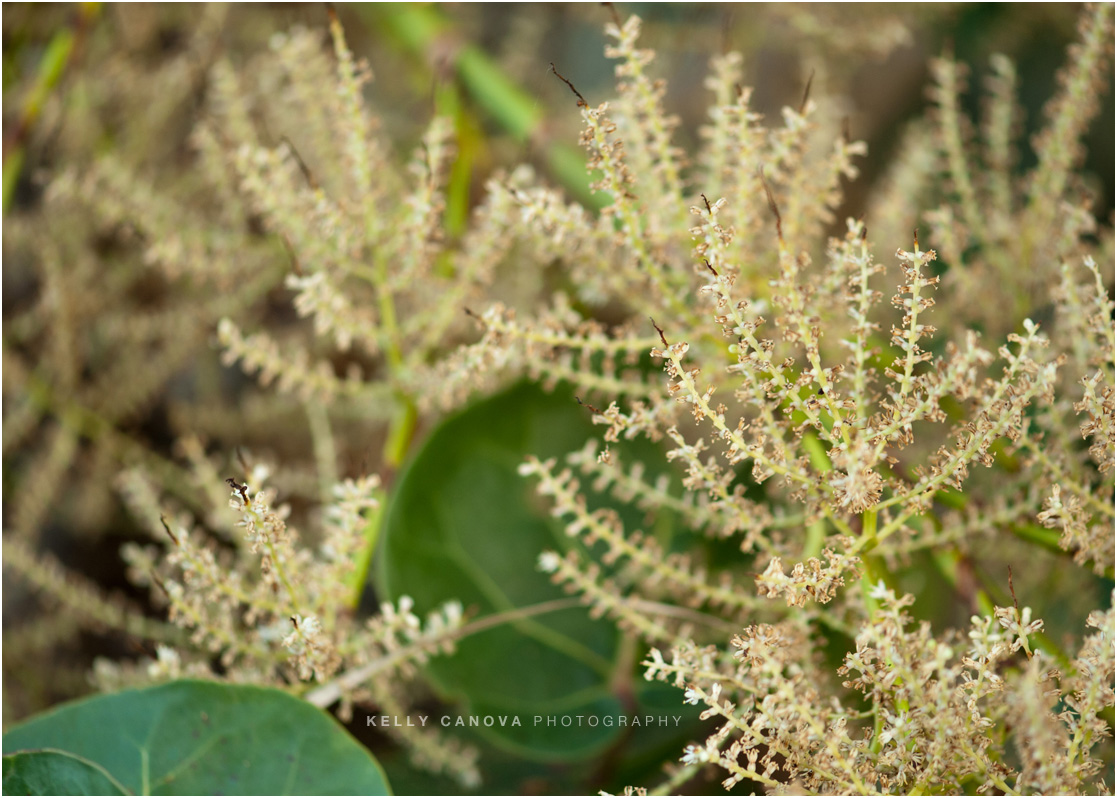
[380, 382, 634, 759]
[2, 680, 391, 796]
[3, 750, 126, 796]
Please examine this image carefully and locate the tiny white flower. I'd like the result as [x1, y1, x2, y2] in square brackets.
[868, 580, 892, 601]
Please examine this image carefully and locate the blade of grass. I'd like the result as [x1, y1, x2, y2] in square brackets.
[363, 4, 600, 208]
[3, 3, 101, 214]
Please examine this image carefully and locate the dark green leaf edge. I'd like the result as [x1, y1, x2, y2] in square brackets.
[3, 680, 392, 796]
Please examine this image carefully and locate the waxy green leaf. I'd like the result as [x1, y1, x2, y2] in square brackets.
[380, 382, 636, 759]
[2, 680, 391, 795]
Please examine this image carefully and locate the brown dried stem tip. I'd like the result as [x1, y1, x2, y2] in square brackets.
[551, 63, 587, 108]
[280, 135, 318, 190]
[225, 477, 249, 504]
[150, 572, 170, 598]
[758, 167, 783, 242]
[650, 317, 668, 347]
[701, 193, 712, 214]
[800, 68, 815, 115]
[280, 233, 303, 276]
[235, 446, 251, 476]
[159, 515, 179, 546]
[576, 396, 603, 416]
[602, 2, 622, 30]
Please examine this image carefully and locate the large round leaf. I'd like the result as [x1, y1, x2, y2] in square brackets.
[2, 680, 390, 795]
[381, 381, 654, 759]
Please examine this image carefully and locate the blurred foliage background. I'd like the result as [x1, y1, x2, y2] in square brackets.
[5, 4, 1113, 219]
[2, 3, 1113, 794]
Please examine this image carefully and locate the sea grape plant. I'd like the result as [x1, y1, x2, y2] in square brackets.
[3, 4, 1113, 795]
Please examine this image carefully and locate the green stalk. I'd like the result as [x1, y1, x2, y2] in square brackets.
[434, 81, 475, 241]
[802, 519, 826, 560]
[369, 245, 417, 469]
[347, 487, 387, 609]
[2, 148, 26, 213]
[383, 399, 418, 469]
[859, 508, 878, 553]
